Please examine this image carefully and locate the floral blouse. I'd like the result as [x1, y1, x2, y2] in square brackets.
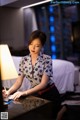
[18, 52, 54, 88]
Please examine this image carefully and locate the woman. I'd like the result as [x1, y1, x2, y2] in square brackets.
[3, 30, 61, 118]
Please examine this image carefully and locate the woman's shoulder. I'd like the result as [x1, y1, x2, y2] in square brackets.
[43, 54, 52, 60]
[43, 54, 52, 66]
[21, 55, 30, 61]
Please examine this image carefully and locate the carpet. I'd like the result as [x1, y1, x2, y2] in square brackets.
[61, 92, 80, 120]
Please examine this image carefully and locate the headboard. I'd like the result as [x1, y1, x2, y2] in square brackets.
[9, 46, 29, 56]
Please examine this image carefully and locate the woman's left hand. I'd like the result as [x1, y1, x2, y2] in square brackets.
[10, 91, 24, 100]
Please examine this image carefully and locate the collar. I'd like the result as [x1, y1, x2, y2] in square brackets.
[29, 51, 44, 63]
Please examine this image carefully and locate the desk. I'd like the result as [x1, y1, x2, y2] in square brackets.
[6, 96, 53, 120]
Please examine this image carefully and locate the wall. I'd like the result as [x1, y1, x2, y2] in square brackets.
[0, 0, 17, 6]
[0, 7, 25, 50]
[24, 8, 38, 45]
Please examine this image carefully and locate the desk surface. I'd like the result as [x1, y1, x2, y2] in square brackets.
[6, 96, 51, 120]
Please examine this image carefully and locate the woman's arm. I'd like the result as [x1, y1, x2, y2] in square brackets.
[5, 75, 24, 96]
[11, 73, 49, 100]
[23, 73, 49, 96]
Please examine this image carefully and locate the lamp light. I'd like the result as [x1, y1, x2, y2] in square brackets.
[0, 44, 18, 80]
[0, 44, 18, 109]
[21, 0, 51, 9]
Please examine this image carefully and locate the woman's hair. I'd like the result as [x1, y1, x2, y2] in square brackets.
[28, 30, 46, 46]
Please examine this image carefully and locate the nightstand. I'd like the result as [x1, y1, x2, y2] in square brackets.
[5, 96, 53, 120]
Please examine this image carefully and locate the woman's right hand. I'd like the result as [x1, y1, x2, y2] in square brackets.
[2, 88, 9, 98]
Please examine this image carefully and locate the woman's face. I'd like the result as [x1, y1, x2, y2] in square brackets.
[29, 38, 42, 55]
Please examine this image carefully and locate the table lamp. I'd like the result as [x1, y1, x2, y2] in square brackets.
[0, 44, 18, 106]
[0, 44, 18, 80]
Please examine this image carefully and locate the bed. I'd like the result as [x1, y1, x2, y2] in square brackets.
[52, 59, 75, 94]
[2, 48, 76, 94]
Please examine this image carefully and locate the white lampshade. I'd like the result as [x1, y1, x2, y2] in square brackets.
[0, 44, 18, 80]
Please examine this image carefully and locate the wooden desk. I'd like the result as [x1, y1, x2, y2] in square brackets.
[6, 96, 53, 120]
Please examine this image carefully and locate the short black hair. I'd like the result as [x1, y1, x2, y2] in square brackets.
[28, 30, 46, 46]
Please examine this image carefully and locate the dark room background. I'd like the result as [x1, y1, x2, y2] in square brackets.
[23, 3, 80, 65]
[0, 2, 80, 65]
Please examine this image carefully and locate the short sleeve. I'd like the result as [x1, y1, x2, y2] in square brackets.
[44, 56, 53, 77]
[18, 57, 24, 76]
